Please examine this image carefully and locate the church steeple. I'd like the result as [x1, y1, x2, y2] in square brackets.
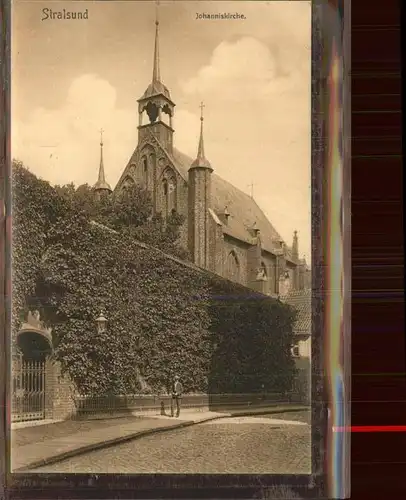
[93, 129, 112, 196]
[137, 2, 175, 152]
[190, 102, 213, 171]
[152, 15, 161, 84]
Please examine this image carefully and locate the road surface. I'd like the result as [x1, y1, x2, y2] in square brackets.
[32, 412, 311, 474]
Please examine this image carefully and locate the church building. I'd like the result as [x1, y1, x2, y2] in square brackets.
[93, 17, 311, 297]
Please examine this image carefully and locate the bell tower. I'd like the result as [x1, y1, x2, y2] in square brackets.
[137, 6, 175, 153]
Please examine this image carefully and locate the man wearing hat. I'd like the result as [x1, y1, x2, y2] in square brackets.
[171, 375, 183, 418]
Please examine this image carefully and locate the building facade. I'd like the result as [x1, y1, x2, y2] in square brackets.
[94, 18, 311, 296]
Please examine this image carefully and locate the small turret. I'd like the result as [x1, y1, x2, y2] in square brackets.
[188, 102, 213, 269]
[93, 129, 112, 198]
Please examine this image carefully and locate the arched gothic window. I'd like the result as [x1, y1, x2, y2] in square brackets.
[279, 269, 292, 296]
[227, 250, 240, 282]
[161, 168, 177, 216]
[139, 157, 147, 187]
[120, 176, 135, 196]
[258, 262, 267, 279]
[167, 177, 176, 214]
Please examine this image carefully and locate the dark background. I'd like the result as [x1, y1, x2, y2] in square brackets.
[352, 0, 404, 498]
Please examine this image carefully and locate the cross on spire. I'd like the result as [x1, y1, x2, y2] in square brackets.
[248, 181, 255, 198]
[155, 0, 160, 25]
[98, 129, 105, 183]
[197, 102, 206, 159]
[93, 128, 112, 193]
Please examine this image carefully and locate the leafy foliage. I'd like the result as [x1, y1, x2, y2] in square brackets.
[13, 161, 297, 396]
[208, 292, 297, 394]
[11, 161, 70, 338]
[38, 213, 212, 395]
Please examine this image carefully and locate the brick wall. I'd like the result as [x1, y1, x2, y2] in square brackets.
[177, 180, 189, 251]
[188, 168, 212, 269]
[45, 359, 76, 420]
[208, 214, 224, 275]
[247, 239, 261, 287]
[138, 122, 173, 153]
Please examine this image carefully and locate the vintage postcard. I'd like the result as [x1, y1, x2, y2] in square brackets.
[5, 0, 349, 497]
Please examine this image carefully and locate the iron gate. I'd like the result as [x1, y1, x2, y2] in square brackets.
[12, 358, 46, 422]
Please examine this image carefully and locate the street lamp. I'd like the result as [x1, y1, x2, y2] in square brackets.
[95, 312, 108, 334]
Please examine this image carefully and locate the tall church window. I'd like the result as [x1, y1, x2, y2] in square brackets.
[161, 168, 177, 217]
[143, 157, 148, 184]
[120, 176, 135, 197]
[162, 179, 168, 216]
[280, 269, 292, 296]
[139, 157, 148, 187]
[258, 262, 267, 279]
[167, 177, 176, 214]
[227, 250, 240, 282]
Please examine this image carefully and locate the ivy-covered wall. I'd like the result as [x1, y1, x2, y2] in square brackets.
[12, 161, 298, 397]
[208, 285, 297, 395]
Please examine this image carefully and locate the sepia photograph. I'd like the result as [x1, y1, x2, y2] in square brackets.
[10, 0, 313, 478]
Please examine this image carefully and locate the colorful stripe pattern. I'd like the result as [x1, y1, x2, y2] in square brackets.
[325, 28, 350, 500]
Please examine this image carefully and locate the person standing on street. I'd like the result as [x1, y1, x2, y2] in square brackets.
[171, 375, 183, 417]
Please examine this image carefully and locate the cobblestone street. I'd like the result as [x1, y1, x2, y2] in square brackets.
[32, 413, 311, 474]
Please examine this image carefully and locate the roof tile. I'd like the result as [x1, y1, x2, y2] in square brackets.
[280, 288, 311, 335]
[172, 148, 284, 255]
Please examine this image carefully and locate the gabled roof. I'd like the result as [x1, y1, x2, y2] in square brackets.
[172, 148, 285, 256]
[280, 288, 311, 335]
[116, 143, 294, 260]
[139, 81, 172, 102]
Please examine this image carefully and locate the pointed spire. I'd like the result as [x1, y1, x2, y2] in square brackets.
[197, 101, 205, 158]
[190, 102, 213, 171]
[139, 1, 172, 102]
[93, 129, 112, 192]
[98, 129, 105, 183]
[152, 2, 161, 84]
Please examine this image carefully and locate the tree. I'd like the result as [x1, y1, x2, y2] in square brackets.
[11, 160, 70, 337]
[12, 163, 189, 336]
[108, 184, 153, 230]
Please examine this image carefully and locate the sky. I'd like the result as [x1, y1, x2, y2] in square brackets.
[12, 0, 312, 259]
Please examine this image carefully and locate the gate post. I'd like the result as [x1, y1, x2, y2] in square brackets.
[11, 349, 24, 423]
[44, 356, 56, 419]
